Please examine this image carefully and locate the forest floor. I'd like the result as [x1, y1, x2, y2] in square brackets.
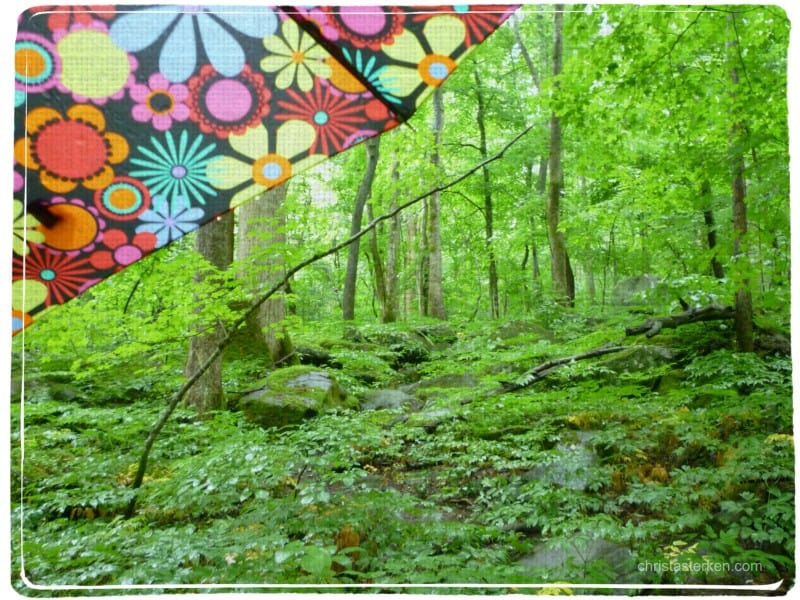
[10, 307, 795, 595]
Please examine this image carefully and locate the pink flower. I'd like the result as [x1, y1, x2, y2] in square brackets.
[130, 72, 190, 131]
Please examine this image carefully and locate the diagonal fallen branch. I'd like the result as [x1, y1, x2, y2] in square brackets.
[124, 123, 535, 518]
[497, 345, 629, 393]
[625, 303, 734, 338]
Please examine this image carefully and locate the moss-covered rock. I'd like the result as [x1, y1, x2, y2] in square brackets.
[240, 366, 353, 428]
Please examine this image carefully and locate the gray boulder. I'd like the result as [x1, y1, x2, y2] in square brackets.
[240, 367, 351, 428]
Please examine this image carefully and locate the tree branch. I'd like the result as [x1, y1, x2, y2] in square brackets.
[497, 345, 629, 393]
[124, 123, 535, 517]
[625, 303, 734, 338]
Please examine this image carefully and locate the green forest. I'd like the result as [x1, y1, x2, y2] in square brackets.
[10, 3, 794, 595]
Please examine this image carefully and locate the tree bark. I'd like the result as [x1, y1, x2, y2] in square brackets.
[547, 6, 572, 306]
[625, 303, 734, 338]
[728, 15, 754, 352]
[183, 211, 234, 413]
[474, 70, 500, 319]
[701, 179, 725, 279]
[384, 156, 401, 323]
[342, 136, 380, 320]
[237, 185, 296, 366]
[426, 87, 447, 319]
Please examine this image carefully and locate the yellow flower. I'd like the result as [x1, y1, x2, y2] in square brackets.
[260, 18, 332, 91]
[379, 16, 465, 105]
[13, 199, 45, 256]
[208, 120, 325, 207]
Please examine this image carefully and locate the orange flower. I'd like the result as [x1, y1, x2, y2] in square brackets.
[14, 104, 129, 194]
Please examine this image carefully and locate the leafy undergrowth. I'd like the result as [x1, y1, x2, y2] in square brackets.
[10, 314, 795, 595]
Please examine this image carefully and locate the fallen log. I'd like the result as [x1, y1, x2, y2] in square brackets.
[625, 303, 734, 338]
[498, 345, 629, 393]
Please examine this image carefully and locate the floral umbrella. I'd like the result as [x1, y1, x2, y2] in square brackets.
[12, 4, 518, 335]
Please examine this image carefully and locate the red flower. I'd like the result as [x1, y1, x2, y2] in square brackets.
[89, 229, 158, 270]
[13, 243, 97, 306]
[277, 82, 370, 155]
[32, 5, 116, 33]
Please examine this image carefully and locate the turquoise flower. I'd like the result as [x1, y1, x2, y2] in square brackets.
[110, 5, 278, 82]
[129, 130, 218, 206]
[135, 195, 204, 248]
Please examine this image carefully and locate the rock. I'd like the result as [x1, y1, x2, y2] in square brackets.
[523, 431, 598, 491]
[611, 274, 660, 305]
[406, 408, 458, 433]
[600, 345, 676, 375]
[361, 389, 421, 411]
[403, 373, 479, 393]
[240, 367, 352, 428]
[518, 537, 633, 575]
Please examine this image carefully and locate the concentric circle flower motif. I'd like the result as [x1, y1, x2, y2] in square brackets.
[130, 72, 190, 131]
[379, 16, 466, 104]
[208, 120, 325, 207]
[277, 81, 370, 154]
[129, 130, 219, 206]
[15, 104, 129, 195]
[94, 176, 152, 221]
[89, 229, 158, 270]
[13, 200, 45, 256]
[412, 5, 515, 47]
[260, 17, 332, 92]
[135, 195, 205, 248]
[36, 197, 105, 254]
[187, 64, 271, 138]
[110, 5, 278, 83]
[13, 243, 97, 306]
[14, 32, 61, 107]
[320, 6, 405, 51]
[54, 19, 135, 104]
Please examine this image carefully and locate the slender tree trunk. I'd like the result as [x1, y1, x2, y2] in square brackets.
[426, 88, 447, 319]
[384, 156, 401, 323]
[342, 136, 380, 320]
[184, 211, 234, 413]
[474, 71, 500, 319]
[701, 179, 725, 279]
[728, 15, 754, 352]
[366, 201, 388, 318]
[547, 6, 572, 306]
[237, 185, 296, 366]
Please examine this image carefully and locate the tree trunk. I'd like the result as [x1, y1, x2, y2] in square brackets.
[342, 136, 380, 320]
[474, 71, 500, 319]
[237, 185, 296, 366]
[183, 211, 234, 413]
[426, 88, 447, 319]
[701, 179, 725, 279]
[384, 156, 401, 323]
[728, 15, 754, 352]
[547, 6, 572, 306]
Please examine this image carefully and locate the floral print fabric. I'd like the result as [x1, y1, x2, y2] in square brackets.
[13, 4, 517, 334]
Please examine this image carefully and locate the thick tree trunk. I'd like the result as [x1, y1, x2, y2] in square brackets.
[237, 185, 296, 366]
[426, 88, 447, 319]
[184, 211, 234, 413]
[474, 71, 500, 319]
[547, 6, 572, 306]
[342, 136, 380, 321]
